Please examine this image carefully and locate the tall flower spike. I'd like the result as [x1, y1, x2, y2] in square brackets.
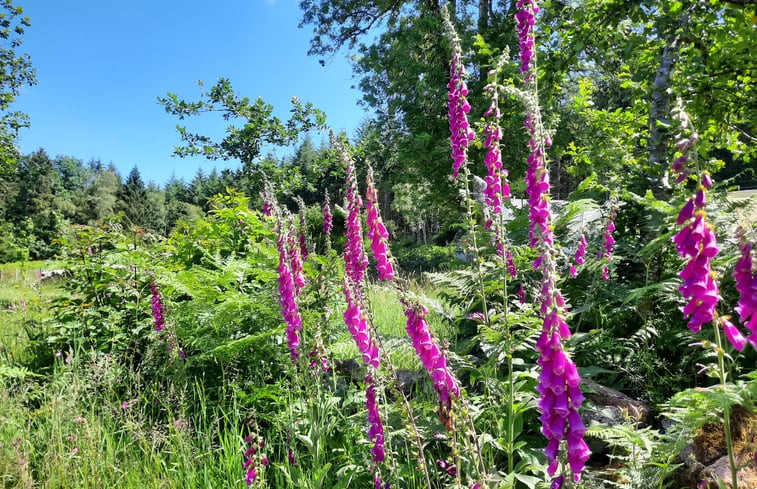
[342, 275, 386, 478]
[288, 216, 306, 296]
[342, 277, 381, 369]
[733, 232, 756, 349]
[151, 281, 165, 332]
[600, 209, 617, 281]
[365, 374, 386, 463]
[243, 434, 264, 486]
[482, 84, 509, 217]
[340, 140, 369, 284]
[322, 190, 333, 236]
[443, 8, 475, 179]
[505, 248, 518, 278]
[515, 0, 539, 81]
[670, 104, 700, 183]
[570, 234, 587, 279]
[151, 281, 185, 359]
[366, 166, 395, 281]
[297, 198, 309, 260]
[516, 0, 590, 481]
[402, 299, 460, 407]
[276, 217, 303, 362]
[261, 180, 274, 217]
[671, 122, 720, 334]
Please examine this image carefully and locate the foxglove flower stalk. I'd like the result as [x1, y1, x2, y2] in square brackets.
[308, 345, 329, 373]
[402, 299, 460, 405]
[342, 144, 369, 283]
[343, 278, 381, 369]
[671, 108, 699, 183]
[151, 281, 186, 360]
[365, 374, 386, 463]
[600, 212, 616, 281]
[506, 248, 518, 278]
[515, 0, 539, 81]
[308, 323, 329, 373]
[287, 217, 306, 296]
[276, 220, 303, 362]
[672, 185, 720, 334]
[482, 86, 510, 216]
[151, 281, 165, 332]
[261, 181, 274, 217]
[322, 191, 333, 236]
[570, 235, 587, 279]
[518, 284, 527, 304]
[366, 166, 395, 281]
[516, 0, 590, 480]
[243, 435, 266, 485]
[298, 200, 309, 260]
[733, 233, 757, 349]
[443, 10, 475, 179]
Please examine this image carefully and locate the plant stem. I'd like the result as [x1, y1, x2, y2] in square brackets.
[461, 165, 490, 326]
[712, 318, 738, 488]
[496, 213, 515, 474]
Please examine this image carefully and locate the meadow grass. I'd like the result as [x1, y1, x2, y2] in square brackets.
[0, 268, 461, 489]
[1, 260, 66, 366]
[1, 356, 250, 488]
[328, 280, 458, 371]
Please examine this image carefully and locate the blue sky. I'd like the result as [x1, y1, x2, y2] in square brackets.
[15, 0, 367, 185]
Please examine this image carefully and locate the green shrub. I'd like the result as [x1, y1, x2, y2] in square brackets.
[392, 243, 458, 274]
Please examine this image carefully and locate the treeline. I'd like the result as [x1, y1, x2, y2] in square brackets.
[0, 135, 351, 263]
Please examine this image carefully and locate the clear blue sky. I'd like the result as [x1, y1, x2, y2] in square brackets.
[15, 0, 367, 185]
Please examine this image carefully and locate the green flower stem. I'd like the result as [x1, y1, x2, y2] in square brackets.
[461, 164, 491, 328]
[712, 318, 738, 488]
[495, 211, 515, 474]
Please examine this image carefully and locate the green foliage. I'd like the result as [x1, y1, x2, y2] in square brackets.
[158, 78, 326, 165]
[392, 243, 458, 274]
[0, 0, 35, 173]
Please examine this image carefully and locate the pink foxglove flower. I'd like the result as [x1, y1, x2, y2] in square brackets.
[288, 448, 296, 465]
[673, 185, 720, 334]
[366, 167, 395, 281]
[308, 326, 330, 373]
[570, 235, 587, 279]
[733, 235, 757, 349]
[342, 278, 381, 369]
[287, 217, 306, 296]
[151, 281, 165, 332]
[365, 374, 385, 462]
[516, 0, 589, 481]
[243, 435, 261, 485]
[505, 248, 518, 278]
[151, 281, 186, 359]
[670, 126, 699, 184]
[482, 86, 510, 216]
[600, 212, 616, 281]
[515, 0, 539, 81]
[444, 14, 475, 179]
[276, 220, 303, 362]
[261, 181, 274, 217]
[323, 191, 333, 236]
[518, 284, 527, 304]
[342, 146, 369, 284]
[720, 317, 747, 352]
[402, 300, 460, 404]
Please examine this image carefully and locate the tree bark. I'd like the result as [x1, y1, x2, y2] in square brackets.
[478, 0, 491, 32]
[648, 16, 689, 201]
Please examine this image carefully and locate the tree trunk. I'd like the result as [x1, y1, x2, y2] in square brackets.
[478, 0, 491, 32]
[648, 16, 688, 201]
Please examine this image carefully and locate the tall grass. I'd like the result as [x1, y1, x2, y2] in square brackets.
[0, 277, 457, 489]
[1, 356, 250, 488]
